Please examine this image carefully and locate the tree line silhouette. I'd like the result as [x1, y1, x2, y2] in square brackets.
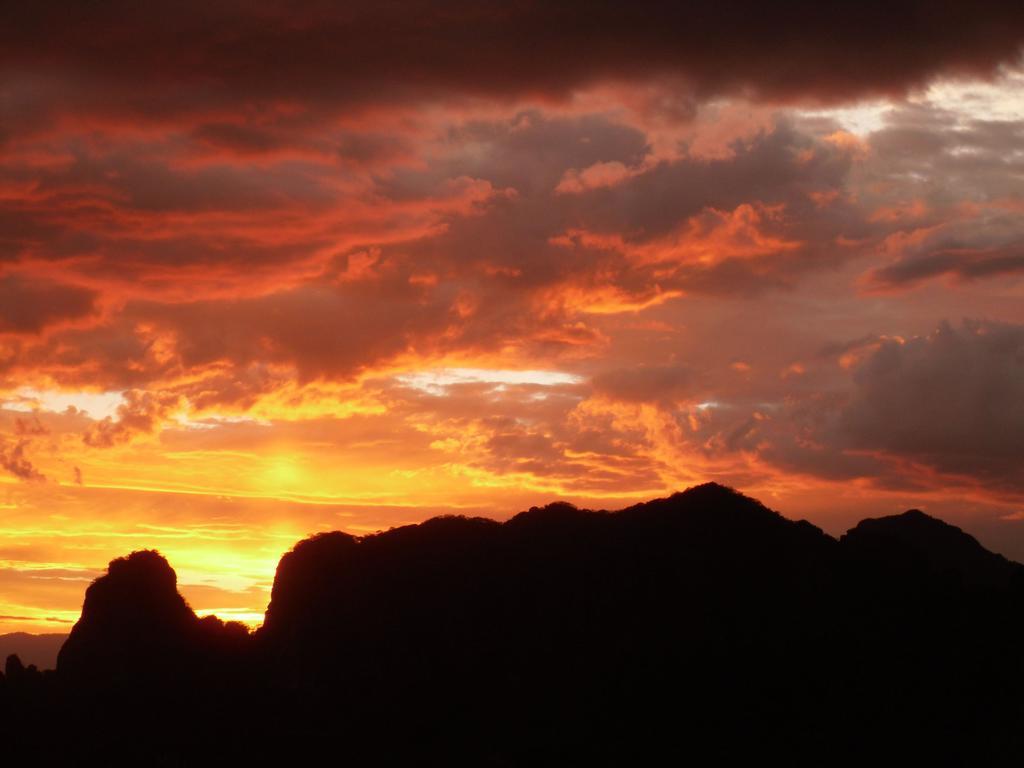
[3, 483, 1024, 765]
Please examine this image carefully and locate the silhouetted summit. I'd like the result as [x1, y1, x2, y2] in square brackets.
[842, 508, 1023, 587]
[57, 549, 248, 687]
[58, 550, 194, 681]
[617, 481, 833, 546]
[260, 482, 836, 662]
[6, 485, 1024, 765]
[250, 484, 858, 762]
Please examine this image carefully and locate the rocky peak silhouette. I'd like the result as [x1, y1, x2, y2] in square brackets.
[57, 549, 247, 686]
[57, 550, 196, 683]
[9, 485, 1024, 764]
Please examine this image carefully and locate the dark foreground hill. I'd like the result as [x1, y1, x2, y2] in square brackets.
[4, 483, 1024, 766]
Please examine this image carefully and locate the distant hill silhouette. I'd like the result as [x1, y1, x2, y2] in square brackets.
[842, 508, 1024, 587]
[4, 483, 1024, 765]
[0, 633, 66, 671]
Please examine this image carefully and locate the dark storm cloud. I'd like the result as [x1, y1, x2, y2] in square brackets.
[0, 273, 97, 334]
[2, 1, 1023, 139]
[867, 243, 1024, 289]
[839, 321, 1024, 489]
[625, 321, 1024, 496]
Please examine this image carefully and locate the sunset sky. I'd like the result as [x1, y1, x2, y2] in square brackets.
[2, 2, 1024, 632]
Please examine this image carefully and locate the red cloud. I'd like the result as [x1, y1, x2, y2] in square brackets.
[0, 273, 97, 334]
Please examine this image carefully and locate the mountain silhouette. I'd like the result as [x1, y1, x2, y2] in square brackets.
[0, 633, 66, 671]
[4, 483, 1024, 765]
[842, 508, 1024, 587]
[58, 550, 196, 681]
[57, 549, 249, 689]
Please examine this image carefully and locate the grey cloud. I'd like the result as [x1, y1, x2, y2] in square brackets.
[854, 103, 1024, 289]
[865, 214, 1024, 289]
[592, 363, 696, 404]
[839, 320, 1024, 488]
